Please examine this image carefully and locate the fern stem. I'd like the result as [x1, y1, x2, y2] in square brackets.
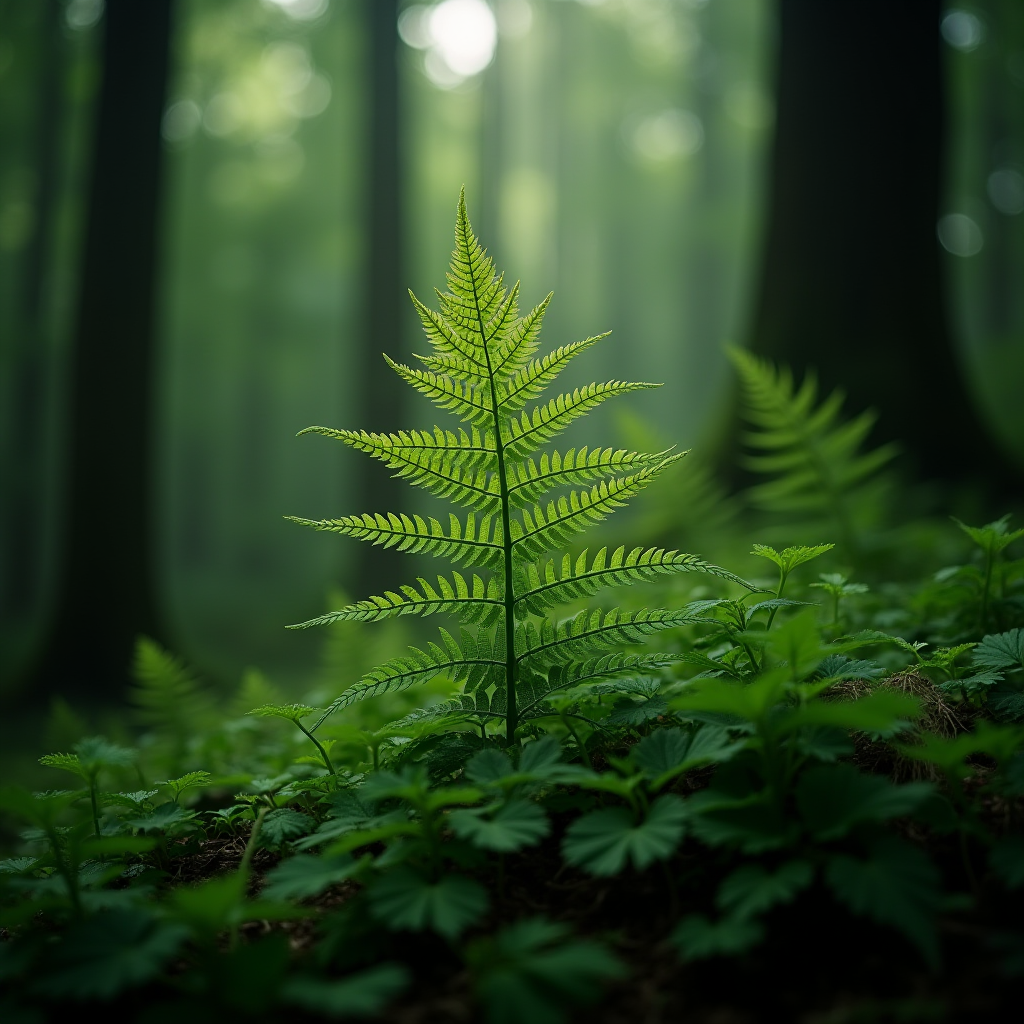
[466, 227, 518, 745]
[296, 721, 336, 775]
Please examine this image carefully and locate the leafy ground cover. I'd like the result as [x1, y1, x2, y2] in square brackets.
[2, 196, 1023, 1023]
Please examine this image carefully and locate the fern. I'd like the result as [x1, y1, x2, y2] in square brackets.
[729, 348, 896, 554]
[291, 192, 741, 741]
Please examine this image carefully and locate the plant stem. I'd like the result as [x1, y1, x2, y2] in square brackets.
[239, 806, 267, 878]
[88, 778, 101, 839]
[471, 236, 518, 746]
[561, 713, 592, 769]
[765, 569, 789, 632]
[980, 545, 993, 630]
[297, 721, 336, 774]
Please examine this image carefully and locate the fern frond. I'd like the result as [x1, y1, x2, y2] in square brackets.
[311, 626, 505, 728]
[299, 425, 498, 511]
[518, 608, 698, 668]
[490, 293, 552, 380]
[729, 348, 896, 551]
[498, 334, 608, 413]
[516, 652, 682, 717]
[507, 446, 676, 508]
[504, 381, 660, 458]
[510, 459, 680, 558]
[289, 573, 502, 628]
[386, 356, 494, 428]
[287, 511, 503, 569]
[515, 546, 748, 615]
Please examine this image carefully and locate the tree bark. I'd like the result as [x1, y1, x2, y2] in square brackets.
[750, 0, 1021, 491]
[2, 0, 63, 628]
[356, 0, 405, 598]
[27, 0, 174, 702]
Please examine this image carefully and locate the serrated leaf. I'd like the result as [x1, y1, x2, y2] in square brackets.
[247, 703, 318, 722]
[127, 803, 196, 833]
[450, 799, 550, 852]
[368, 867, 488, 938]
[672, 913, 764, 961]
[34, 910, 187, 1000]
[716, 860, 814, 919]
[561, 794, 686, 875]
[281, 964, 410, 1017]
[973, 629, 1024, 672]
[796, 764, 932, 841]
[262, 853, 361, 901]
[467, 917, 626, 1024]
[825, 838, 943, 967]
[632, 725, 743, 788]
[261, 809, 314, 847]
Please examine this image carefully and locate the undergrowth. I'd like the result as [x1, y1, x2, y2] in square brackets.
[2, 195, 1023, 1024]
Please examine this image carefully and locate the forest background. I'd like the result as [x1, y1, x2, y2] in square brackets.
[0, 0, 1021, 746]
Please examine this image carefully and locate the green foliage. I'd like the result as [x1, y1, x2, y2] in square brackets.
[1, 192, 1023, 1019]
[467, 918, 625, 1024]
[368, 867, 488, 938]
[292, 194, 738, 741]
[730, 348, 896, 553]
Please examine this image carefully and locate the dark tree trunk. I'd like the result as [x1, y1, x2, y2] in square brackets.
[356, 0, 405, 597]
[28, 0, 174, 702]
[3, 0, 63, 625]
[750, 0, 1021, 491]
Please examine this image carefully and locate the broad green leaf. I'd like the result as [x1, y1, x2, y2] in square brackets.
[260, 808, 314, 847]
[686, 792, 795, 853]
[765, 609, 825, 681]
[825, 838, 943, 967]
[159, 771, 212, 800]
[716, 861, 813, 919]
[796, 764, 933, 840]
[280, 964, 410, 1017]
[672, 913, 764, 961]
[784, 689, 921, 734]
[632, 725, 743, 789]
[751, 543, 835, 573]
[973, 629, 1024, 672]
[953, 514, 1024, 555]
[815, 653, 883, 682]
[262, 853, 362, 901]
[34, 910, 187, 1000]
[464, 749, 515, 784]
[127, 803, 197, 833]
[467, 918, 626, 1024]
[449, 799, 550, 852]
[561, 794, 686, 875]
[368, 867, 488, 938]
[672, 674, 787, 724]
[897, 721, 1024, 779]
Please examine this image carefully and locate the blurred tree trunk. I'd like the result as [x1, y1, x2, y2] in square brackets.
[357, 0, 405, 598]
[2, 0, 63, 626]
[29, 0, 174, 701]
[750, 0, 1021, 489]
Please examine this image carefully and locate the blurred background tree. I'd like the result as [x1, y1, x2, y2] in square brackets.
[0, 0, 1020, 702]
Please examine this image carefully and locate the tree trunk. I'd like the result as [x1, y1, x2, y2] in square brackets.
[750, 0, 1021, 491]
[356, 0, 405, 598]
[2, 0, 63, 633]
[27, 0, 174, 702]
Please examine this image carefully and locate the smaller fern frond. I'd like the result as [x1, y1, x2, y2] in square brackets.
[515, 546, 748, 615]
[386, 356, 494, 428]
[288, 573, 503, 628]
[516, 652, 681, 717]
[498, 334, 609, 413]
[312, 626, 505, 729]
[299, 425, 498, 511]
[518, 607, 698, 668]
[504, 381, 660, 458]
[490, 293, 553, 380]
[507, 446, 676, 508]
[287, 511, 504, 568]
[729, 348, 897, 552]
[510, 458, 680, 558]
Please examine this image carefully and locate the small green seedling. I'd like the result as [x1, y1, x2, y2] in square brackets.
[248, 704, 337, 775]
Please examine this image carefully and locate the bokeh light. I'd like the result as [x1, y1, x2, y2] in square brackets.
[937, 212, 984, 256]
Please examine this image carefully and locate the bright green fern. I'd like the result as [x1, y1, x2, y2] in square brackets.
[290, 192, 742, 743]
